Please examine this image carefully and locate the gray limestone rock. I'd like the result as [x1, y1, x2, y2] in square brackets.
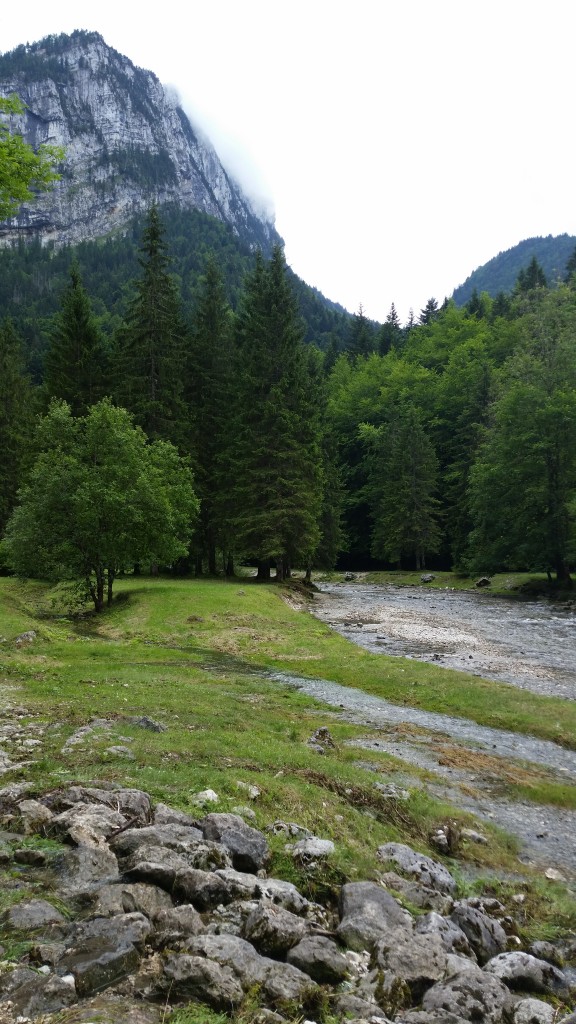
[173, 866, 233, 909]
[374, 931, 448, 1001]
[90, 882, 173, 920]
[450, 903, 508, 964]
[200, 812, 270, 872]
[51, 801, 127, 845]
[153, 801, 199, 827]
[242, 901, 307, 956]
[380, 870, 454, 914]
[292, 836, 335, 861]
[422, 958, 512, 1024]
[54, 842, 120, 895]
[376, 842, 457, 895]
[2, 972, 77, 1017]
[415, 911, 476, 960]
[152, 904, 206, 946]
[162, 952, 244, 1008]
[337, 881, 413, 951]
[185, 933, 318, 1004]
[15, 798, 54, 833]
[4, 898, 67, 931]
[58, 912, 151, 997]
[484, 951, 570, 997]
[513, 998, 557, 1024]
[287, 935, 350, 984]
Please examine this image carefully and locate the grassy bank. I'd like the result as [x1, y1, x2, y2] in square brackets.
[0, 574, 575, 942]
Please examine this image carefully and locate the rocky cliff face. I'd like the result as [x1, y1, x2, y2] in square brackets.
[0, 30, 279, 250]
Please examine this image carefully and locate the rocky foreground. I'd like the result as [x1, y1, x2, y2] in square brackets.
[0, 782, 574, 1023]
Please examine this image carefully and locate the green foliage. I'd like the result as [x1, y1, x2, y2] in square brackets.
[0, 94, 63, 220]
[453, 234, 576, 305]
[43, 262, 109, 414]
[2, 399, 199, 610]
[0, 318, 36, 538]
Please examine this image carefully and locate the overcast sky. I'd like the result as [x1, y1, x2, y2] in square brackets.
[3, 1, 575, 323]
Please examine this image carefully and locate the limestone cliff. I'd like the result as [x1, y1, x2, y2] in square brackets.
[0, 30, 279, 250]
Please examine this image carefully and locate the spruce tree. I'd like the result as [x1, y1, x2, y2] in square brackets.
[44, 262, 108, 415]
[115, 206, 187, 445]
[378, 302, 402, 354]
[346, 304, 375, 360]
[231, 246, 323, 579]
[186, 253, 234, 574]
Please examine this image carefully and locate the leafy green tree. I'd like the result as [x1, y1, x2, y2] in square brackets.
[361, 405, 441, 569]
[2, 399, 198, 610]
[0, 94, 62, 219]
[231, 246, 323, 579]
[115, 205, 187, 445]
[0, 319, 36, 537]
[467, 288, 576, 583]
[186, 253, 235, 574]
[43, 262, 108, 414]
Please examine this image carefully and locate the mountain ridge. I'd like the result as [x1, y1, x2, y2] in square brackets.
[0, 30, 279, 253]
[452, 233, 576, 305]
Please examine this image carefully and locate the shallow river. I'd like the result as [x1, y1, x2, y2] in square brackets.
[311, 582, 576, 701]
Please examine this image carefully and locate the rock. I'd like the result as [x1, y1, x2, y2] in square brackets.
[475, 576, 491, 587]
[334, 992, 389, 1020]
[90, 882, 173, 919]
[484, 951, 570, 996]
[287, 935, 350, 984]
[380, 872, 454, 914]
[153, 801, 199, 827]
[422, 958, 512, 1024]
[126, 715, 166, 732]
[54, 843, 120, 895]
[104, 744, 136, 759]
[374, 931, 448, 1002]
[292, 836, 335, 861]
[243, 901, 307, 956]
[185, 933, 319, 1004]
[110, 822, 205, 856]
[4, 899, 67, 931]
[2, 972, 77, 1017]
[236, 780, 261, 800]
[461, 827, 488, 845]
[421, 574, 436, 583]
[14, 630, 37, 645]
[194, 788, 219, 805]
[51, 802, 128, 845]
[162, 953, 244, 1008]
[58, 912, 151, 997]
[450, 903, 507, 964]
[528, 939, 564, 967]
[308, 726, 337, 751]
[415, 911, 477, 960]
[374, 782, 410, 800]
[337, 881, 413, 951]
[213, 868, 310, 914]
[266, 819, 312, 838]
[152, 904, 206, 945]
[376, 842, 457, 895]
[514, 997, 557, 1024]
[14, 847, 48, 866]
[15, 798, 54, 832]
[44, 994, 164, 1022]
[124, 847, 190, 891]
[201, 812, 270, 872]
[174, 867, 233, 909]
[231, 804, 257, 821]
[544, 867, 566, 881]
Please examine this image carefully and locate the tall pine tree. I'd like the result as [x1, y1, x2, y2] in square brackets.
[0, 319, 35, 537]
[115, 206, 187, 445]
[231, 247, 323, 579]
[44, 262, 108, 415]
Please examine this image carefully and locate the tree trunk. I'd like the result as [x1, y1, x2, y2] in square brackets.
[208, 543, 217, 575]
[107, 568, 115, 606]
[195, 554, 203, 577]
[257, 560, 270, 581]
[304, 560, 312, 584]
[275, 558, 284, 581]
[225, 552, 235, 577]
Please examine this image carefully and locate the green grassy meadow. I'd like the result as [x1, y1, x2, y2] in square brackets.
[0, 573, 575, 941]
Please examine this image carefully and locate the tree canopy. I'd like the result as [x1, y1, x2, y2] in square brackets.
[2, 399, 199, 610]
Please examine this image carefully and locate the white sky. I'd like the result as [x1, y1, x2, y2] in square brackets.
[2, 1, 575, 323]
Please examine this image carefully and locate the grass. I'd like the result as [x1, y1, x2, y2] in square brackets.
[0, 573, 575, 942]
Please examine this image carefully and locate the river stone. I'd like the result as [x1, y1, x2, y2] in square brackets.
[287, 935, 350, 983]
[242, 901, 307, 955]
[380, 871, 454, 914]
[337, 881, 413, 951]
[376, 842, 457, 895]
[162, 953, 244, 1008]
[4, 898, 67, 930]
[415, 911, 477, 960]
[484, 951, 570, 996]
[422, 958, 512, 1024]
[55, 842, 120, 894]
[374, 930, 449, 1000]
[513, 998, 557, 1024]
[450, 903, 507, 964]
[200, 812, 270, 872]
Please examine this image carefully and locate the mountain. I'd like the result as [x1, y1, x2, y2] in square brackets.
[0, 30, 279, 252]
[452, 234, 576, 305]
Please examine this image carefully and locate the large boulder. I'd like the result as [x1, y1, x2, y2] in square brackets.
[337, 881, 413, 951]
[54, 842, 120, 896]
[450, 903, 507, 964]
[484, 951, 570, 997]
[374, 931, 449, 1002]
[3, 898, 67, 931]
[422, 958, 513, 1024]
[200, 812, 270, 872]
[57, 912, 151, 997]
[415, 911, 477, 960]
[242, 901, 307, 956]
[287, 935, 350, 984]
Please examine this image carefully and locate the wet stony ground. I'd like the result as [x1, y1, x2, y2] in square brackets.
[286, 583, 576, 878]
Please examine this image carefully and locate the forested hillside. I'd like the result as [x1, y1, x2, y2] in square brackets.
[453, 233, 576, 305]
[2, 210, 576, 597]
